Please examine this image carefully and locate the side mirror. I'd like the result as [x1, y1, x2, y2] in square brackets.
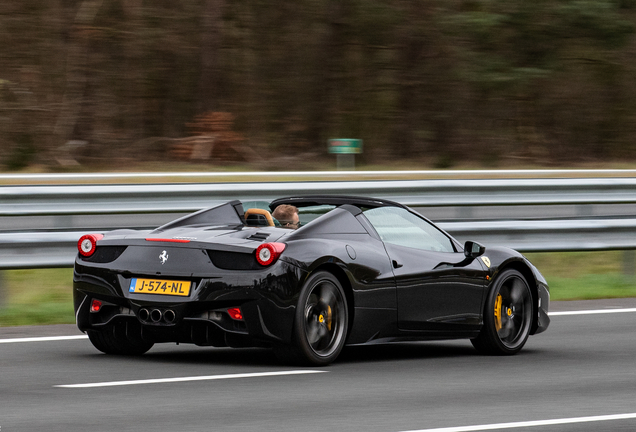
[464, 241, 485, 258]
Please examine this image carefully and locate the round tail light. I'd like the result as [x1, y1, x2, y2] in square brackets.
[255, 242, 286, 266]
[78, 234, 104, 257]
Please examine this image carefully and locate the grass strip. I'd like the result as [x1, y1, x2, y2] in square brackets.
[0, 268, 74, 326]
[0, 251, 634, 326]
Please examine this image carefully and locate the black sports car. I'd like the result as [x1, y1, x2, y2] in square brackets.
[73, 195, 550, 365]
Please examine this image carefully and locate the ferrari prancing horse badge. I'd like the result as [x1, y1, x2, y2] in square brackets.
[159, 250, 168, 265]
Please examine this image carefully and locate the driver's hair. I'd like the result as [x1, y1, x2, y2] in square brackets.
[272, 204, 298, 225]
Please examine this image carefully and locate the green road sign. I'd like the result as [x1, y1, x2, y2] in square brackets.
[328, 139, 363, 154]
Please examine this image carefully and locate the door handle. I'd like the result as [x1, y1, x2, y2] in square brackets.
[392, 260, 403, 269]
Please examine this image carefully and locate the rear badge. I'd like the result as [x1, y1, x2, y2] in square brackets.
[159, 250, 169, 265]
[481, 256, 491, 268]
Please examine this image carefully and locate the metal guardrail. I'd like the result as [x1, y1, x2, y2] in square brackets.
[3, 218, 636, 269]
[2, 172, 636, 270]
[5, 178, 636, 216]
[0, 232, 89, 269]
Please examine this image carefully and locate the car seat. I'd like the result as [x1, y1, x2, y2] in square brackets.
[244, 208, 275, 227]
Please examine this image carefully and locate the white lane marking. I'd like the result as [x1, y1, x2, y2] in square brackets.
[0, 335, 88, 344]
[399, 412, 636, 432]
[55, 370, 327, 388]
[550, 307, 636, 316]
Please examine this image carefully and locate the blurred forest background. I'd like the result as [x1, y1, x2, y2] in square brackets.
[2, 0, 636, 171]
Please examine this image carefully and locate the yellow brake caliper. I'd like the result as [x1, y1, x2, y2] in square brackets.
[494, 294, 503, 331]
[327, 305, 332, 331]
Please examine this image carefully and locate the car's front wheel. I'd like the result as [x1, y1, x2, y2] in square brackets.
[87, 322, 154, 355]
[472, 269, 533, 355]
[279, 271, 349, 366]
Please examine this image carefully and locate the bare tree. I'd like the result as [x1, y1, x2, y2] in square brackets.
[52, 0, 104, 164]
[199, 0, 226, 113]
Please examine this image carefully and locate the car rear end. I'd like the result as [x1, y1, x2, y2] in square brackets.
[73, 227, 305, 350]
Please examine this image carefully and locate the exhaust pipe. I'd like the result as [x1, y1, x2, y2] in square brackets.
[139, 308, 150, 321]
[164, 309, 176, 324]
[150, 309, 163, 323]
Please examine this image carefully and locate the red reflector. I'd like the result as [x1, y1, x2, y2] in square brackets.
[145, 238, 191, 243]
[90, 299, 103, 313]
[255, 242, 286, 266]
[227, 307, 243, 321]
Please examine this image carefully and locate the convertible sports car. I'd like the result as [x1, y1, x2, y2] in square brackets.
[73, 195, 550, 365]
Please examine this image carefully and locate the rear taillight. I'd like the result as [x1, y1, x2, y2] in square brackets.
[255, 242, 286, 266]
[78, 234, 104, 257]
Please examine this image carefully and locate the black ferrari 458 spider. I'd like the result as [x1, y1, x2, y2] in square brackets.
[73, 195, 550, 365]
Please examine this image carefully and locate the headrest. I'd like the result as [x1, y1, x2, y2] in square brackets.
[244, 208, 275, 226]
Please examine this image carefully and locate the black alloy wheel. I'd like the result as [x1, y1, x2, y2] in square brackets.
[472, 269, 533, 355]
[287, 271, 349, 366]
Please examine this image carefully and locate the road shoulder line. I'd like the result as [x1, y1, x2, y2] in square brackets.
[550, 307, 636, 316]
[399, 412, 636, 432]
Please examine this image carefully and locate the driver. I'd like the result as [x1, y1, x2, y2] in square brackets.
[272, 204, 300, 229]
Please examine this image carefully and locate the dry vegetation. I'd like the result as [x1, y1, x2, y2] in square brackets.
[2, 1, 636, 171]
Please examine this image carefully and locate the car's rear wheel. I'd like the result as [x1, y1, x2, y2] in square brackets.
[279, 271, 348, 366]
[87, 322, 154, 355]
[471, 269, 533, 355]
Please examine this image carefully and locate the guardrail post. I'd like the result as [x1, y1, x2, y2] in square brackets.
[0, 270, 5, 309]
[623, 250, 635, 276]
[336, 154, 356, 170]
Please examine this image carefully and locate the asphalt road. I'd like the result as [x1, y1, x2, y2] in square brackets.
[1, 299, 636, 432]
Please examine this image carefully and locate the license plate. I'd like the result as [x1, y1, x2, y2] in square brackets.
[129, 278, 191, 296]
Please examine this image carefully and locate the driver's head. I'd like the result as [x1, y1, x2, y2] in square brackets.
[272, 204, 300, 229]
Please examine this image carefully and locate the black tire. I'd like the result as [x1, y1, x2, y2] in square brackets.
[472, 269, 533, 355]
[87, 322, 154, 356]
[282, 271, 349, 366]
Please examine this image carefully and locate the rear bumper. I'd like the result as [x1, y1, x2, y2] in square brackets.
[73, 260, 307, 346]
